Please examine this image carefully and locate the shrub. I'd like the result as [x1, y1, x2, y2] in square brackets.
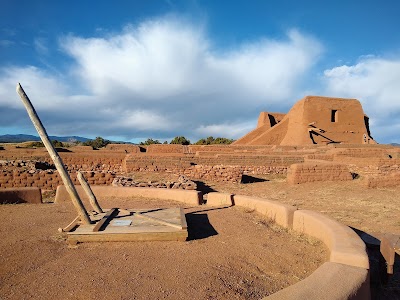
[83, 136, 110, 149]
[170, 136, 190, 145]
[140, 138, 161, 145]
[195, 136, 234, 145]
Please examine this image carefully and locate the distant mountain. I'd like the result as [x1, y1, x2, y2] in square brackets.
[391, 143, 400, 147]
[0, 134, 90, 143]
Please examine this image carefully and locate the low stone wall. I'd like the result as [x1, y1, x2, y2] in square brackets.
[305, 154, 334, 161]
[363, 172, 400, 188]
[243, 166, 288, 175]
[123, 154, 302, 177]
[0, 187, 42, 204]
[333, 147, 400, 158]
[146, 144, 186, 153]
[0, 169, 116, 190]
[105, 144, 141, 153]
[287, 162, 353, 184]
[207, 193, 297, 228]
[0, 148, 125, 173]
[112, 175, 197, 190]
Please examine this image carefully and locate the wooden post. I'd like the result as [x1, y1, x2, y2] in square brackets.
[16, 83, 91, 225]
[77, 171, 103, 213]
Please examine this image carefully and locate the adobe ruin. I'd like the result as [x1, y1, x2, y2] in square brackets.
[234, 96, 376, 145]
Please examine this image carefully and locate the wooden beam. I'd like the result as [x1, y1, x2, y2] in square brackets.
[93, 208, 118, 232]
[16, 83, 91, 225]
[58, 215, 80, 233]
[77, 171, 103, 213]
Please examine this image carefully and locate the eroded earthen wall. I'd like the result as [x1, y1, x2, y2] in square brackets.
[287, 162, 353, 184]
[0, 170, 116, 190]
[363, 173, 400, 188]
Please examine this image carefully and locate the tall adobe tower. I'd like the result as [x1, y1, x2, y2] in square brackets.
[233, 96, 376, 145]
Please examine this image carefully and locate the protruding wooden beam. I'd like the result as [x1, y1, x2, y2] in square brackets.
[58, 215, 81, 233]
[93, 208, 118, 232]
[16, 83, 91, 225]
[77, 171, 103, 213]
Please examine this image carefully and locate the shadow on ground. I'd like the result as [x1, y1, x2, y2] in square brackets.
[241, 175, 269, 184]
[352, 227, 400, 300]
[186, 213, 218, 240]
[194, 181, 218, 194]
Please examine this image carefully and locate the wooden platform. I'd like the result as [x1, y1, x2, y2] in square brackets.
[67, 207, 188, 244]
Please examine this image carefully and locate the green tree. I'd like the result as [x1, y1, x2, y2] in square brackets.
[195, 138, 207, 145]
[214, 137, 234, 144]
[140, 138, 161, 145]
[52, 140, 65, 148]
[170, 136, 190, 145]
[83, 136, 110, 149]
[26, 141, 44, 148]
[194, 136, 234, 145]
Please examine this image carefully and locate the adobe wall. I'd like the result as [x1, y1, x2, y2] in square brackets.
[0, 187, 42, 204]
[287, 162, 353, 184]
[234, 117, 290, 145]
[2, 143, 400, 189]
[0, 169, 116, 190]
[331, 147, 400, 159]
[105, 144, 141, 153]
[145, 144, 278, 154]
[146, 144, 186, 153]
[123, 153, 304, 176]
[363, 173, 400, 188]
[0, 147, 125, 173]
[235, 96, 376, 146]
[257, 112, 286, 128]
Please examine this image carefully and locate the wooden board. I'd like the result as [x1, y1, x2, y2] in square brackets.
[67, 207, 188, 244]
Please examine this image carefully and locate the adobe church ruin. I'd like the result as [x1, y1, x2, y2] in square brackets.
[234, 96, 376, 145]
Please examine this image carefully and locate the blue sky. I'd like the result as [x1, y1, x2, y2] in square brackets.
[1, 0, 400, 143]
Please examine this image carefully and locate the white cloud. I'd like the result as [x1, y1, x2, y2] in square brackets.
[0, 66, 67, 110]
[0, 16, 323, 141]
[34, 38, 49, 55]
[195, 121, 255, 139]
[323, 57, 400, 143]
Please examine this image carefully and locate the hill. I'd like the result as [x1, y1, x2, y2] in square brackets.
[0, 134, 90, 143]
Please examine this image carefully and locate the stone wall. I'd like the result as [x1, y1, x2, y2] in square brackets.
[105, 144, 141, 153]
[123, 154, 303, 176]
[146, 144, 186, 153]
[123, 163, 243, 183]
[287, 162, 353, 184]
[0, 169, 116, 190]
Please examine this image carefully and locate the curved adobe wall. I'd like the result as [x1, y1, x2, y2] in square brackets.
[54, 186, 370, 299]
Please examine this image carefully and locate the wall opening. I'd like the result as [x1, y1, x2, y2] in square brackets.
[331, 110, 338, 122]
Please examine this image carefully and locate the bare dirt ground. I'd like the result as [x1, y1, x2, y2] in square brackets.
[0, 197, 326, 300]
